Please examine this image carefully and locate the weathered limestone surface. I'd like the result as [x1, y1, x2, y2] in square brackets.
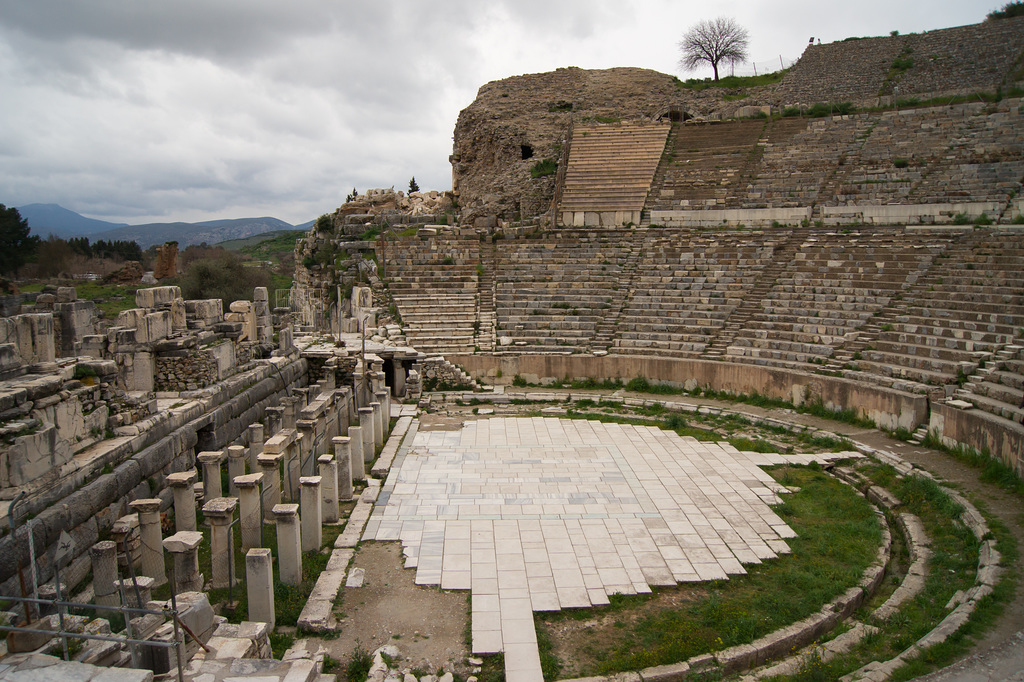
[0, 355, 307, 597]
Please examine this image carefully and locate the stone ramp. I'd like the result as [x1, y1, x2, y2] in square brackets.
[558, 122, 669, 226]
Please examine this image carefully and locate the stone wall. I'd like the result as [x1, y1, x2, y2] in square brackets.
[929, 401, 1024, 475]
[0, 355, 308, 596]
[775, 17, 1024, 107]
[449, 354, 927, 431]
[155, 346, 222, 391]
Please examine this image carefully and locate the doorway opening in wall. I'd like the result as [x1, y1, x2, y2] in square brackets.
[196, 423, 217, 453]
[521, 145, 534, 160]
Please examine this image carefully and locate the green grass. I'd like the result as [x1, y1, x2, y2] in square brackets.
[531, 158, 558, 178]
[921, 430, 1024, 495]
[827, 471, 1000, 679]
[536, 467, 880, 677]
[220, 230, 305, 255]
[677, 69, 788, 90]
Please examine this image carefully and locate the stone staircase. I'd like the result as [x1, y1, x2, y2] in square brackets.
[385, 235, 481, 355]
[645, 118, 768, 212]
[558, 123, 670, 225]
[703, 228, 810, 358]
[476, 240, 497, 352]
[590, 228, 647, 352]
[953, 343, 1024, 422]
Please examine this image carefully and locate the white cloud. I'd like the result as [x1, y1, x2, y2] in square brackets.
[0, 0, 995, 225]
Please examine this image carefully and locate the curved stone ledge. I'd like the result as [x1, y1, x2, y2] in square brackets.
[556, 462, 895, 682]
[841, 474, 1001, 681]
[502, 388, 1000, 682]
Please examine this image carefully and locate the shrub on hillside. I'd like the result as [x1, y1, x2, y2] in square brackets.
[179, 250, 270, 304]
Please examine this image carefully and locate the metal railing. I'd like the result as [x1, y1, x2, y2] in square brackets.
[0, 593, 189, 682]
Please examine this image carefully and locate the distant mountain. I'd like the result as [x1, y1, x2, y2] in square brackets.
[18, 203, 128, 238]
[89, 217, 297, 249]
[15, 204, 300, 248]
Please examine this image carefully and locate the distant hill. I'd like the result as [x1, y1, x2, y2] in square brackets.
[90, 216, 297, 249]
[18, 203, 128, 238]
[16, 204, 302, 248]
[218, 229, 305, 252]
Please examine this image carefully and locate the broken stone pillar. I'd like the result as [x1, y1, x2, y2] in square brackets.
[278, 324, 293, 354]
[113, 576, 155, 609]
[348, 425, 367, 472]
[358, 408, 375, 462]
[90, 541, 120, 609]
[163, 531, 204, 593]
[370, 400, 384, 448]
[226, 445, 246, 497]
[332, 436, 354, 499]
[370, 360, 384, 390]
[227, 300, 256, 342]
[167, 470, 198, 533]
[283, 440, 301, 503]
[296, 419, 316, 473]
[234, 473, 264, 551]
[197, 451, 226, 502]
[352, 370, 367, 409]
[299, 476, 322, 553]
[264, 407, 284, 438]
[272, 504, 302, 586]
[110, 514, 141, 570]
[129, 498, 167, 587]
[375, 389, 390, 426]
[253, 287, 272, 343]
[394, 363, 407, 398]
[282, 397, 299, 430]
[318, 455, 339, 523]
[247, 423, 265, 471]
[153, 242, 178, 279]
[170, 297, 187, 333]
[256, 453, 283, 522]
[202, 497, 238, 589]
[246, 548, 275, 628]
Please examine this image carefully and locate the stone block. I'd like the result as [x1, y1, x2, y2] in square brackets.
[0, 313, 56, 365]
[135, 286, 182, 309]
[185, 299, 224, 327]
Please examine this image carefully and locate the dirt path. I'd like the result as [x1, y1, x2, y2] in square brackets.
[319, 542, 471, 677]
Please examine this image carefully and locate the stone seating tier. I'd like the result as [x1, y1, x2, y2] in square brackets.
[645, 99, 1023, 214]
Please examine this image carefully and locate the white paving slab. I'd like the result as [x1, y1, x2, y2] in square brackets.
[365, 417, 860, 682]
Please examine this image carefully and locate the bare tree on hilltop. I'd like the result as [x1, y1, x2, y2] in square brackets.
[679, 17, 750, 82]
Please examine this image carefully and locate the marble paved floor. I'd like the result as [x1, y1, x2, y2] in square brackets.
[364, 417, 860, 682]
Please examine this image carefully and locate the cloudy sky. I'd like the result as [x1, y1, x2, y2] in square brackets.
[0, 1, 993, 226]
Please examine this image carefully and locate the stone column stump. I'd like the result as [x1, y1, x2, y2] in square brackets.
[167, 470, 199, 533]
[318, 455, 340, 523]
[333, 436, 354, 500]
[299, 476, 322, 552]
[234, 472, 264, 551]
[272, 504, 302, 586]
[247, 423, 265, 471]
[163, 531, 204, 593]
[128, 498, 167, 587]
[358, 408, 375, 462]
[246, 548, 275, 628]
[197, 451, 227, 502]
[90, 541, 120, 609]
[257, 453, 283, 522]
[226, 445, 247, 497]
[202, 497, 238, 589]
